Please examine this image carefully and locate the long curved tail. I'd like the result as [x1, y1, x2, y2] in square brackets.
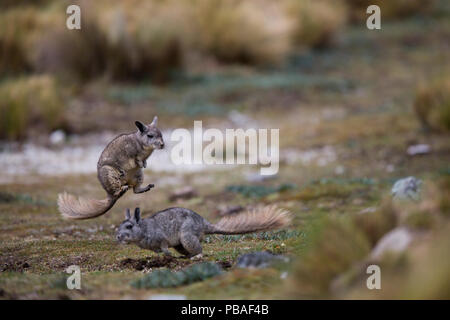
[207, 205, 291, 235]
[57, 192, 118, 220]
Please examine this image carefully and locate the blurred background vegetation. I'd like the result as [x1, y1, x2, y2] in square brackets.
[0, 0, 449, 300]
[1, 0, 447, 140]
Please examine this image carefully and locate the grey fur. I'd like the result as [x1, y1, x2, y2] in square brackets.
[58, 117, 164, 219]
[116, 206, 291, 258]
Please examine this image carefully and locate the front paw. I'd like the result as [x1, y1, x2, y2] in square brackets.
[147, 184, 155, 190]
[117, 185, 129, 197]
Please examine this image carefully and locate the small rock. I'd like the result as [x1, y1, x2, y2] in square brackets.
[334, 166, 345, 175]
[236, 251, 289, 269]
[49, 130, 66, 145]
[391, 176, 422, 201]
[169, 187, 197, 202]
[407, 144, 430, 156]
[370, 227, 413, 260]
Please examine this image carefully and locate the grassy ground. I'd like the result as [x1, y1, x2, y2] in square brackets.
[1, 11, 450, 299]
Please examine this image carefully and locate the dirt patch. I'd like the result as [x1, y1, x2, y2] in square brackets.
[0, 252, 97, 273]
[118, 255, 192, 271]
[0, 256, 31, 272]
[217, 260, 233, 269]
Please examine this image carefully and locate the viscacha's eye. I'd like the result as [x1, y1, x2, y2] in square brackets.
[147, 134, 154, 139]
[126, 225, 133, 229]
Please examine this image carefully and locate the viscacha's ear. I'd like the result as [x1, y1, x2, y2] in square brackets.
[149, 116, 158, 127]
[135, 121, 146, 133]
[134, 207, 141, 223]
[125, 208, 131, 220]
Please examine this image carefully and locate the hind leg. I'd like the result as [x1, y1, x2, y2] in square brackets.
[160, 241, 172, 257]
[98, 165, 128, 197]
[180, 232, 203, 259]
[173, 244, 190, 257]
[130, 169, 154, 194]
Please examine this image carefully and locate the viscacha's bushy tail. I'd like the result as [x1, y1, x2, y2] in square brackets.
[207, 205, 291, 235]
[57, 192, 117, 220]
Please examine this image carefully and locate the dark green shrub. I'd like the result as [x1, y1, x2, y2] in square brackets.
[131, 262, 223, 289]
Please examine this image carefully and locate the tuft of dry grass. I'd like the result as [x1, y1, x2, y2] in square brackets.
[190, 0, 293, 65]
[0, 0, 361, 80]
[95, 0, 185, 82]
[0, 75, 65, 140]
[30, 4, 108, 82]
[287, 0, 348, 48]
[0, 7, 40, 75]
[352, 200, 397, 246]
[287, 214, 371, 298]
[414, 74, 450, 132]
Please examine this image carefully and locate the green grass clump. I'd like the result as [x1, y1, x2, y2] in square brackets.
[131, 269, 187, 289]
[414, 74, 450, 132]
[131, 262, 223, 289]
[48, 274, 69, 289]
[226, 183, 296, 198]
[0, 75, 65, 140]
[0, 191, 50, 206]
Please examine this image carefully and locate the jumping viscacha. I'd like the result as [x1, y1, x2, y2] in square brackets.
[58, 117, 164, 219]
